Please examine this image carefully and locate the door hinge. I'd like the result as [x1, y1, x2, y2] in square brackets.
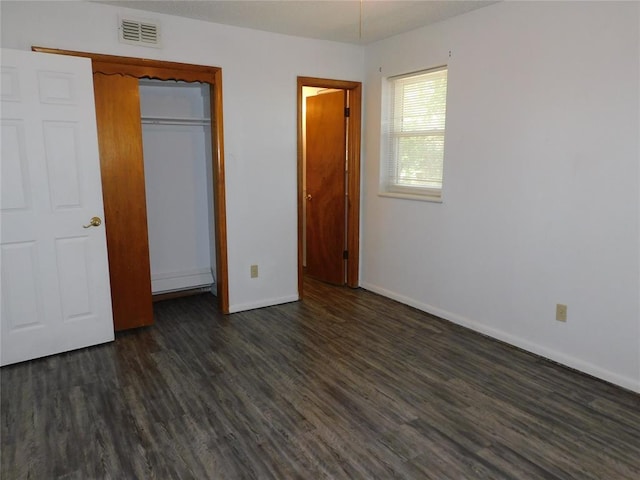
[343, 250, 349, 260]
[344, 107, 350, 118]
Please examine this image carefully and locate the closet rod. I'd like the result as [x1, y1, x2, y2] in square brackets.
[141, 117, 211, 127]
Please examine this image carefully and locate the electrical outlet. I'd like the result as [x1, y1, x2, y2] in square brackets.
[556, 304, 567, 322]
[250, 264, 258, 278]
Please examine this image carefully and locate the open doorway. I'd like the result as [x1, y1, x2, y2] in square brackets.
[297, 77, 362, 298]
[138, 80, 217, 298]
[33, 47, 230, 326]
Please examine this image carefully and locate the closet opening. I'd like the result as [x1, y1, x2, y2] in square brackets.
[139, 79, 217, 299]
[32, 46, 230, 324]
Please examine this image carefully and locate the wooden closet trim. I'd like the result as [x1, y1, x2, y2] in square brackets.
[33, 46, 230, 314]
[297, 76, 362, 297]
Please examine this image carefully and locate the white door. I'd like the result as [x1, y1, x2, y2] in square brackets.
[0, 49, 114, 366]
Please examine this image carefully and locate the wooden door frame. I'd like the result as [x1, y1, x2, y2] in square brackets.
[32, 46, 229, 313]
[297, 77, 361, 297]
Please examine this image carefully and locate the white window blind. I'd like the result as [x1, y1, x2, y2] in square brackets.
[385, 66, 448, 199]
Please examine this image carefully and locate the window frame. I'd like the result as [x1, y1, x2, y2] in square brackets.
[381, 65, 448, 203]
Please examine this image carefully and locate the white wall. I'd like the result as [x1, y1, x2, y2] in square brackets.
[1, 0, 364, 312]
[362, 1, 640, 392]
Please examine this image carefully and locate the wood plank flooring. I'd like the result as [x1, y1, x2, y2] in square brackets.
[2, 278, 640, 479]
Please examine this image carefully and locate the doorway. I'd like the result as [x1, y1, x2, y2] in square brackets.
[139, 79, 217, 297]
[33, 47, 230, 323]
[297, 77, 361, 297]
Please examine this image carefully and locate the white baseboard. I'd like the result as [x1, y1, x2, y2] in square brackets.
[229, 294, 299, 314]
[361, 281, 640, 394]
[151, 268, 214, 294]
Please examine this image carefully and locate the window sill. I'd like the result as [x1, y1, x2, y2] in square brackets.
[378, 191, 443, 203]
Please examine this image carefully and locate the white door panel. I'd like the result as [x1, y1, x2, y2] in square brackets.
[1, 48, 114, 366]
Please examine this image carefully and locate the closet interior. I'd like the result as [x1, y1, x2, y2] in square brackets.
[138, 79, 216, 296]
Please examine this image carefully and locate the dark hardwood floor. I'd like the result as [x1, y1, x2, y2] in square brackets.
[2, 278, 639, 479]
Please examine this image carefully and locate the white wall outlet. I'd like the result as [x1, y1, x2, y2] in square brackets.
[556, 304, 567, 322]
[250, 264, 258, 278]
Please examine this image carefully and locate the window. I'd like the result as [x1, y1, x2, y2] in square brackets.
[383, 66, 448, 200]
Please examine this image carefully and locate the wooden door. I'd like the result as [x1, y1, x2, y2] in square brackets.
[93, 73, 154, 330]
[1, 49, 114, 365]
[305, 90, 347, 285]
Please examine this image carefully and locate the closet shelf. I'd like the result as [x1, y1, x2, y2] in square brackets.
[141, 116, 211, 126]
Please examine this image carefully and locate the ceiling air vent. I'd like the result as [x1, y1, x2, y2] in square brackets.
[119, 17, 161, 48]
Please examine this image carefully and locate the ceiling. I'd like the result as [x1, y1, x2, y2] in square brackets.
[96, 1, 497, 45]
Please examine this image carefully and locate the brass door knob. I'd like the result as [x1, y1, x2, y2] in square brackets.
[306, 194, 312, 201]
[83, 216, 102, 228]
